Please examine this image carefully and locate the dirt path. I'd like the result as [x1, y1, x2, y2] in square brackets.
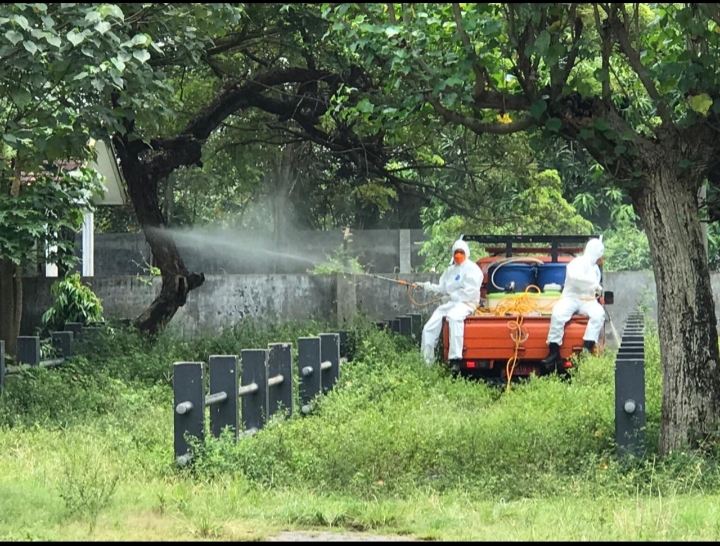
[265, 530, 424, 541]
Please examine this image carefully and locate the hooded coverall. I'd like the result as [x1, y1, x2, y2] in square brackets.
[420, 239, 484, 365]
[546, 238, 606, 346]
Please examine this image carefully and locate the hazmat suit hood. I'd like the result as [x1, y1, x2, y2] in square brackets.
[451, 239, 471, 264]
[583, 237, 604, 263]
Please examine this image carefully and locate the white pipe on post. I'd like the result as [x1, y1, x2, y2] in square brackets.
[82, 210, 94, 277]
[44, 250, 59, 277]
[45, 223, 58, 278]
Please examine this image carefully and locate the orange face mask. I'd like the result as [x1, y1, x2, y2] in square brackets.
[454, 251, 466, 265]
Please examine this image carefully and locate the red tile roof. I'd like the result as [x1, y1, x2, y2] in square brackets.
[20, 159, 84, 184]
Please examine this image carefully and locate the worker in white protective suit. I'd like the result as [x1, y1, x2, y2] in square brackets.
[541, 237, 606, 369]
[416, 239, 483, 366]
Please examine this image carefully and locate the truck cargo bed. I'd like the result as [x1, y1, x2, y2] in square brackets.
[442, 314, 592, 361]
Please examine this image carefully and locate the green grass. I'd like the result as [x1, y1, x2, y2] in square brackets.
[1, 318, 720, 540]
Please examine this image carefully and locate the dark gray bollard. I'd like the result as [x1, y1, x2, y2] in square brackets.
[615, 355, 646, 458]
[624, 322, 644, 329]
[391, 319, 401, 334]
[208, 355, 239, 441]
[240, 349, 268, 433]
[52, 331, 74, 358]
[173, 362, 205, 464]
[616, 352, 644, 363]
[0, 340, 4, 395]
[298, 337, 321, 414]
[319, 333, 340, 394]
[64, 322, 83, 342]
[83, 326, 102, 339]
[398, 316, 412, 339]
[338, 331, 349, 361]
[268, 343, 294, 420]
[619, 340, 644, 350]
[17, 336, 40, 366]
[408, 313, 423, 344]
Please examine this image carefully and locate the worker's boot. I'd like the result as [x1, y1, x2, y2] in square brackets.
[582, 340, 596, 354]
[541, 342, 561, 370]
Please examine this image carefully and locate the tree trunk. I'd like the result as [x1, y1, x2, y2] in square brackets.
[632, 162, 720, 455]
[272, 144, 299, 273]
[113, 137, 205, 336]
[1, 162, 23, 355]
[0, 260, 22, 356]
[164, 176, 176, 228]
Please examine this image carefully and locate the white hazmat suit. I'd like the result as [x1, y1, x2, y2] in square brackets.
[419, 239, 483, 365]
[545, 237, 606, 353]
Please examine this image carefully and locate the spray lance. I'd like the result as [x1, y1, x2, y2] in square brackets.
[369, 274, 442, 308]
[370, 274, 415, 287]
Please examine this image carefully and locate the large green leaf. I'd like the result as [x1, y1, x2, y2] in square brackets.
[545, 118, 562, 132]
[688, 93, 713, 116]
[5, 29, 23, 45]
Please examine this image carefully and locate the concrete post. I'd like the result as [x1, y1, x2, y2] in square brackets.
[17, 337, 40, 366]
[335, 273, 357, 327]
[173, 362, 205, 461]
[319, 333, 340, 393]
[52, 331, 74, 358]
[241, 349, 268, 432]
[399, 229, 412, 273]
[208, 355, 239, 441]
[268, 343, 294, 419]
[298, 337, 322, 413]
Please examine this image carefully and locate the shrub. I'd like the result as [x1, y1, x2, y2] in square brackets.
[41, 273, 104, 334]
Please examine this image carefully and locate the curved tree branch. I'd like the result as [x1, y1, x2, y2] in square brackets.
[426, 94, 536, 135]
[609, 3, 674, 125]
[451, 2, 489, 100]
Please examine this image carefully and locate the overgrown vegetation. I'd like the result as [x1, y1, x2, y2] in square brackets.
[1, 318, 720, 539]
[41, 273, 104, 334]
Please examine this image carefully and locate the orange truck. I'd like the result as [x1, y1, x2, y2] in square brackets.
[440, 235, 613, 383]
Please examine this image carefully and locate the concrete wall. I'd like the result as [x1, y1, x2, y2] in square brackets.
[55, 229, 430, 277]
[22, 274, 337, 338]
[20, 269, 670, 337]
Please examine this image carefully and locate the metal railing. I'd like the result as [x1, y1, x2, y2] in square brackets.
[173, 331, 350, 466]
[614, 309, 646, 459]
[0, 322, 104, 395]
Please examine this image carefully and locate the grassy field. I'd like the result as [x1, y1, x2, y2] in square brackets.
[1, 319, 720, 541]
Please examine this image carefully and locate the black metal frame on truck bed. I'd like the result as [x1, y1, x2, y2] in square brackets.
[461, 234, 600, 263]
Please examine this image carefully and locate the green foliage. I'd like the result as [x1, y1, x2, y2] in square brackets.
[0, 355, 128, 429]
[184, 319, 720, 500]
[418, 169, 593, 271]
[57, 441, 120, 532]
[4, 315, 720, 532]
[131, 257, 161, 287]
[308, 239, 366, 275]
[0, 3, 243, 164]
[510, 170, 595, 234]
[308, 251, 365, 275]
[418, 216, 477, 273]
[41, 273, 104, 333]
[0, 167, 103, 267]
[602, 220, 653, 272]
